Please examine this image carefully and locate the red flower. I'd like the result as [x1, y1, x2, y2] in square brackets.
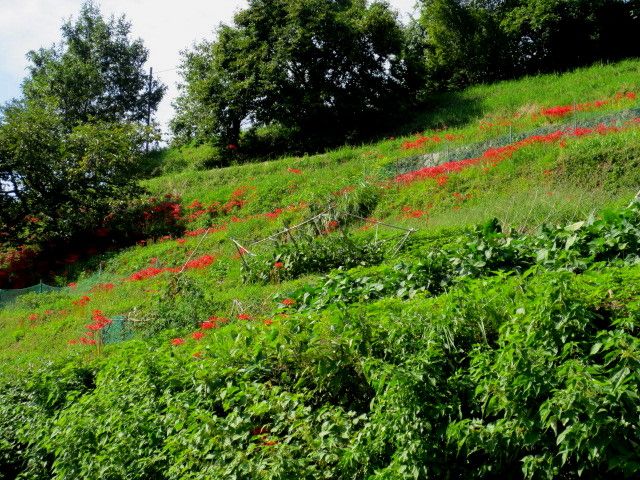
[238, 313, 252, 320]
[192, 351, 204, 358]
[201, 321, 216, 329]
[287, 168, 302, 174]
[72, 296, 91, 307]
[273, 261, 284, 269]
[263, 319, 273, 326]
[28, 313, 38, 322]
[171, 338, 185, 346]
[281, 298, 295, 306]
[192, 331, 205, 341]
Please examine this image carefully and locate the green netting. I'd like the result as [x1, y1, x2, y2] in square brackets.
[387, 107, 640, 177]
[0, 283, 64, 306]
[102, 316, 134, 345]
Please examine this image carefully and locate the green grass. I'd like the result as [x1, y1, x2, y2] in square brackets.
[2, 59, 640, 374]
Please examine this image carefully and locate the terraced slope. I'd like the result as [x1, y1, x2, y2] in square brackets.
[1, 59, 640, 479]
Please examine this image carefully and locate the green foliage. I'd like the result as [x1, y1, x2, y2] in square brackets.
[172, 0, 409, 152]
[290, 202, 640, 311]
[418, 0, 640, 90]
[243, 231, 387, 284]
[0, 101, 151, 244]
[2, 265, 640, 478]
[23, 1, 165, 126]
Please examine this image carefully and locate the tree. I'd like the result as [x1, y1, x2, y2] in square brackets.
[418, 0, 640, 90]
[501, 0, 640, 73]
[172, 0, 411, 152]
[0, 101, 151, 245]
[23, 1, 165, 127]
[420, 0, 508, 90]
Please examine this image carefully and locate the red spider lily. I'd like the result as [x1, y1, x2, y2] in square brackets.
[45, 310, 54, 315]
[281, 298, 296, 306]
[72, 296, 91, 307]
[263, 319, 273, 326]
[238, 313, 252, 320]
[127, 255, 216, 282]
[287, 168, 302, 174]
[402, 206, 430, 219]
[28, 313, 39, 322]
[85, 310, 112, 333]
[323, 220, 339, 234]
[265, 208, 284, 220]
[176, 238, 187, 244]
[395, 123, 630, 186]
[192, 351, 204, 358]
[128, 267, 165, 281]
[171, 338, 186, 346]
[90, 282, 115, 293]
[192, 331, 205, 341]
[273, 261, 284, 269]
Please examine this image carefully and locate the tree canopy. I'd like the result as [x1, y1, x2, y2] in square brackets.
[419, 0, 640, 89]
[23, 1, 165, 127]
[171, 0, 410, 151]
[0, 101, 150, 244]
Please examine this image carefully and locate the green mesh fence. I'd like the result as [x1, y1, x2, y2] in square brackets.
[102, 316, 134, 345]
[0, 283, 64, 306]
[387, 107, 640, 178]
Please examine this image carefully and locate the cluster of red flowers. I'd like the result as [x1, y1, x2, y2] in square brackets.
[90, 282, 115, 293]
[141, 194, 182, 224]
[287, 167, 303, 174]
[402, 206, 431, 219]
[72, 295, 91, 307]
[402, 133, 461, 151]
[540, 91, 636, 118]
[171, 316, 235, 347]
[202, 316, 228, 329]
[394, 121, 638, 186]
[86, 310, 112, 332]
[128, 254, 216, 281]
[323, 220, 340, 234]
[281, 298, 296, 306]
[68, 309, 112, 346]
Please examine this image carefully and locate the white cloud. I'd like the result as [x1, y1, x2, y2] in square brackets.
[0, 0, 418, 137]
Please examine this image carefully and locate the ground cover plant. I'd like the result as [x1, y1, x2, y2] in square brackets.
[1, 59, 640, 478]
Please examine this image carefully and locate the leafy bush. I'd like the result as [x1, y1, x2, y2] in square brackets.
[243, 231, 387, 284]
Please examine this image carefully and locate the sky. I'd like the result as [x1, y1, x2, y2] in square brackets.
[0, 0, 418, 139]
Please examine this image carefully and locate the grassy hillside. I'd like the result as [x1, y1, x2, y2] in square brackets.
[1, 59, 640, 478]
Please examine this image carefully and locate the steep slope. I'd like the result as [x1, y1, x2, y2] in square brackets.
[1, 59, 640, 479]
